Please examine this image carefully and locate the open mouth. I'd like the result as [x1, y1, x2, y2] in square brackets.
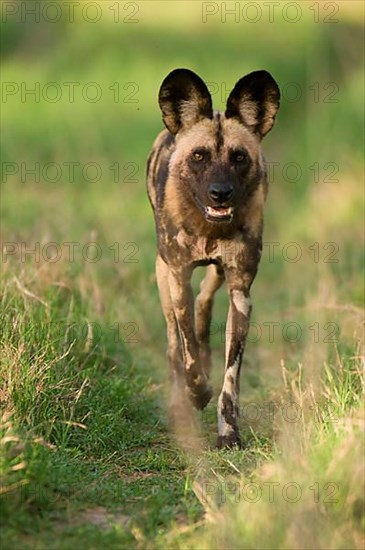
[205, 205, 234, 223]
[194, 194, 234, 223]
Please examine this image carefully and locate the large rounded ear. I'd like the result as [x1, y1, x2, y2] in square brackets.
[158, 69, 213, 135]
[225, 70, 280, 138]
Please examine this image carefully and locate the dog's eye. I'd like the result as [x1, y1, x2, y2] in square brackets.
[232, 150, 247, 163]
[192, 151, 205, 161]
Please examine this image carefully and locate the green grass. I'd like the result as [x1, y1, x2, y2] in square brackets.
[1, 2, 364, 549]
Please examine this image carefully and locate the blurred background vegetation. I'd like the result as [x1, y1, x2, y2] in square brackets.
[1, 1, 364, 548]
[1, 0, 363, 367]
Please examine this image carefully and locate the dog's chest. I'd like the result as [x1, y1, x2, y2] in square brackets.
[172, 229, 246, 268]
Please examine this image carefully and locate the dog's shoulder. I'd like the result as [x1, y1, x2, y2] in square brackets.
[146, 129, 175, 210]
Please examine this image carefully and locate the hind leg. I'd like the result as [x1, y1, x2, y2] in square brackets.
[195, 264, 225, 377]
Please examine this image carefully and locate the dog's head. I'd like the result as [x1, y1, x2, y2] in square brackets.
[159, 69, 280, 224]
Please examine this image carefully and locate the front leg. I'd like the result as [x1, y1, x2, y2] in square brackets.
[168, 267, 213, 410]
[155, 255, 185, 418]
[217, 286, 252, 448]
[195, 264, 225, 377]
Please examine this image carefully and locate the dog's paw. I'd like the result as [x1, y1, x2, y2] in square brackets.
[216, 433, 242, 450]
[187, 383, 213, 410]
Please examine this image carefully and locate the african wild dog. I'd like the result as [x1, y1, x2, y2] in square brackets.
[147, 69, 280, 448]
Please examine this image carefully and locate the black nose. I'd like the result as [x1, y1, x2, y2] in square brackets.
[208, 183, 233, 204]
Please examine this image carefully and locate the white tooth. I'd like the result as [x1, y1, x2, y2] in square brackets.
[206, 206, 233, 217]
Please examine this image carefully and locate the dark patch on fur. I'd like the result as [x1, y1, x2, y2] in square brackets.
[155, 133, 175, 209]
[215, 112, 224, 152]
[221, 390, 236, 426]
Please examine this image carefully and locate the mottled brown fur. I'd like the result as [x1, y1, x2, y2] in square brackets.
[147, 69, 280, 447]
